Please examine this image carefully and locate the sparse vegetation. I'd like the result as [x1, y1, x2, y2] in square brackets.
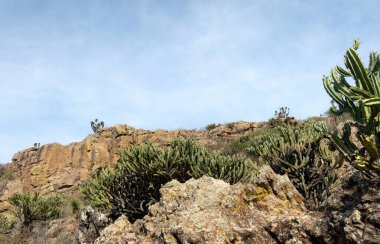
[0, 213, 15, 234]
[226, 122, 235, 129]
[205, 123, 217, 131]
[8, 193, 63, 227]
[81, 139, 256, 222]
[0, 166, 15, 195]
[70, 199, 82, 217]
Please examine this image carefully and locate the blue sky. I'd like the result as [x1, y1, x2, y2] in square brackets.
[0, 0, 379, 163]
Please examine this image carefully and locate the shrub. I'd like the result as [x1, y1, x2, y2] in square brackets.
[81, 139, 256, 222]
[226, 122, 235, 129]
[8, 193, 63, 226]
[0, 166, 15, 197]
[205, 123, 217, 131]
[70, 198, 82, 217]
[0, 214, 15, 234]
[0, 166, 15, 181]
[323, 40, 380, 175]
[245, 120, 341, 206]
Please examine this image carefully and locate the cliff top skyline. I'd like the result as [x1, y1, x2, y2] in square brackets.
[1, 0, 380, 163]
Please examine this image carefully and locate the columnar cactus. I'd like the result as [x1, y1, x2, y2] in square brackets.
[323, 40, 380, 174]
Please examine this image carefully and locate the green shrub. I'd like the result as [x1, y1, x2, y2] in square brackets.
[70, 199, 82, 217]
[205, 123, 217, 131]
[0, 166, 15, 181]
[81, 139, 256, 222]
[8, 193, 63, 226]
[323, 40, 380, 175]
[226, 122, 235, 129]
[245, 120, 341, 206]
[0, 166, 15, 198]
[0, 214, 15, 234]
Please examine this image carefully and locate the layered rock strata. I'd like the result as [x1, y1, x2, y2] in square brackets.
[0, 122, 263, 212]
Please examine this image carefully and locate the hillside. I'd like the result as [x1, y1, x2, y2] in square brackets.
[0, 118, 379, 243]
[0, 121, 263, 214]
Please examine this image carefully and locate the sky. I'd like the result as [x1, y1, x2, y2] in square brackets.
[0, 0, 379, 163]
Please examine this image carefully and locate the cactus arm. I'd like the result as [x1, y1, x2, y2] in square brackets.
[357, 134, 379, 161]
[336, 65, 352, 77]
[363, 97, 380, 106]
[350, 87, 375, 99]
[345, 48, 375, 94]
[373, 74, 380, 96]
[323, 76, 345, 107]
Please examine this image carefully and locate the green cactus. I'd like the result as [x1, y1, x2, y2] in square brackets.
[246, 120, 340, 206]
[8, 193, 63, 227]
[91, 119, 104, 135]
[81, 139, 256, 222]
[323, 40, 380, 174]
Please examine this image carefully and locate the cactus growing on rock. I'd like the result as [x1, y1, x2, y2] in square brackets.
[246, 120, 340, 206]
[323, 40, 380, 174]
[81, 139, 256, 222]
[91, 119, 104, 135]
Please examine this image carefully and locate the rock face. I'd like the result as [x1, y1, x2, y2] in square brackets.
[87, 166, 380, 244]
[90, 166, 332, 243]
[321, 172, 380, 243]
[0, 122, 263, 213]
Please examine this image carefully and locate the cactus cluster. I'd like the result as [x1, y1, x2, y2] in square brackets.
[323, 40, 380, 175]
[91, 119, 104, 135]
[81, 139, 256, 222]
[246, 120, 340, 206]
[269, 107, 296, 127]
[8, 193, 63, 227]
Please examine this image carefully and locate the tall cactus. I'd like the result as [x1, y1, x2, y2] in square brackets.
[323, 40, 380, 174]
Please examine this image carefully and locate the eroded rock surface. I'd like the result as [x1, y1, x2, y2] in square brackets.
[322, 172, 380, 243]
[0, 122, 263, 213]
[92, 166, 332, 243]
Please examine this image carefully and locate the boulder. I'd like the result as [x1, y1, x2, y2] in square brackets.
[92, 166, 332, 243]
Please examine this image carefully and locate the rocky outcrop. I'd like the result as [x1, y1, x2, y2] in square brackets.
[0, 121, 263, 213]
[82, 165, 380, 244]
[321, 172, 380, 243]
[88, 166, 332, 243]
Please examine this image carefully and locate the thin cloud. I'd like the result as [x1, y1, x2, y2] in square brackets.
[1, 0, 380, 163]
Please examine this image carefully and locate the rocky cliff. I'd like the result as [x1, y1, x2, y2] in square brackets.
[1, 120, 380, 243]
[0, 121, 263, 213]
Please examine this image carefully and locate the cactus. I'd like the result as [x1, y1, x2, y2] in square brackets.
[269, 107, 296, 127]
[8, 193, 63, 227]
[91, 119, 104, 135]
[246, 120, 340, 206]
[81, 139, 256, 222]
[323, 40, 380, 174]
